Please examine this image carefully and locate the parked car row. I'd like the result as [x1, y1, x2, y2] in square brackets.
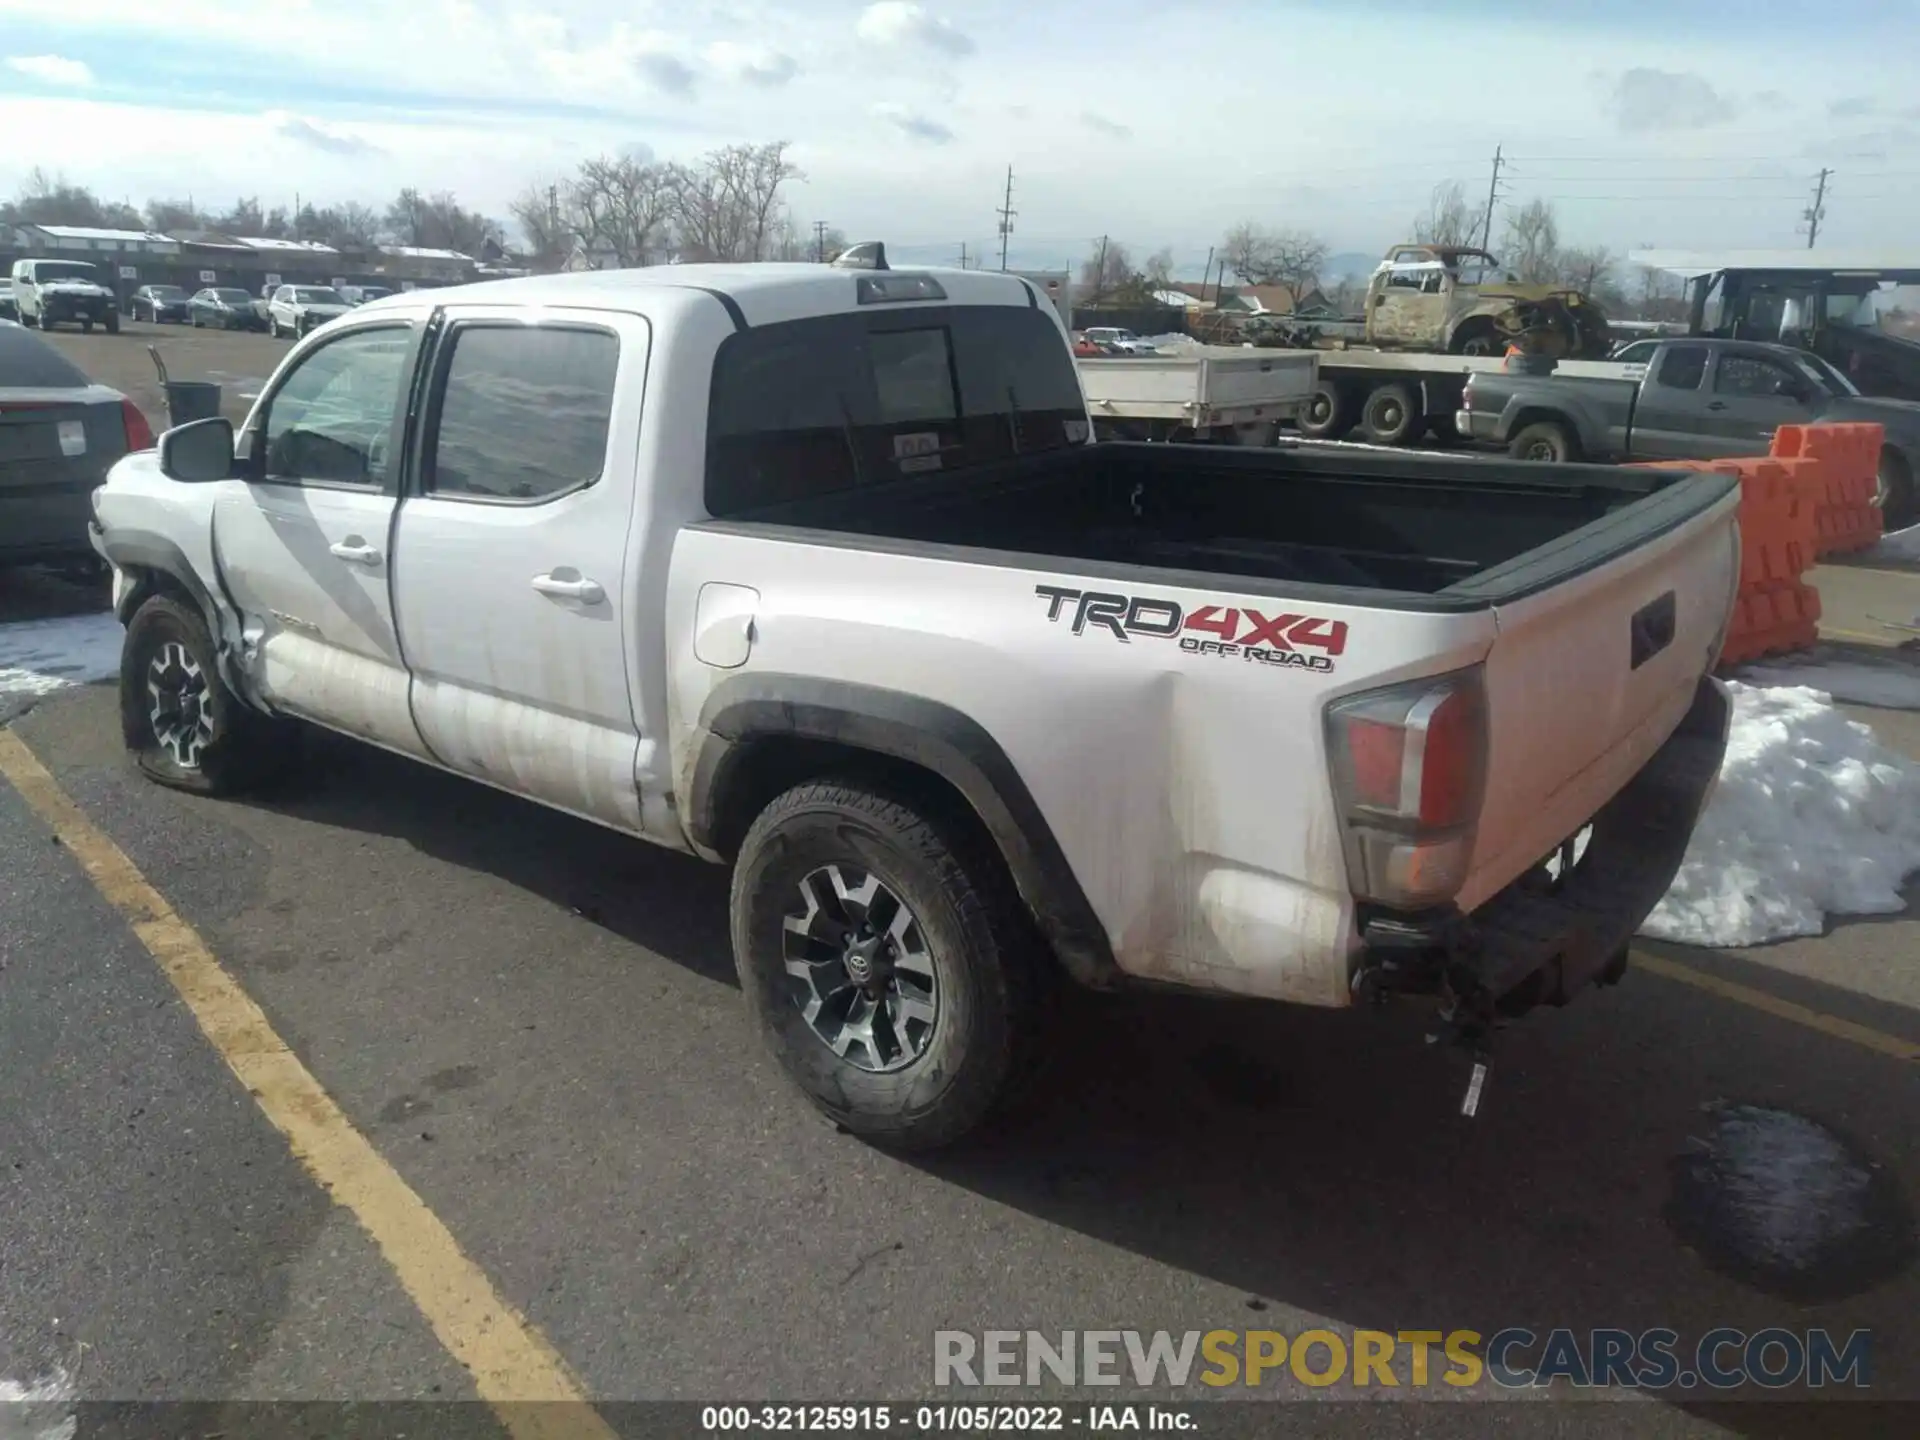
[1072, 326, 1161, 357]
[1, 258, 405, 341]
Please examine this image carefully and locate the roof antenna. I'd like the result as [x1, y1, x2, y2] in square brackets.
[831, 241, 889, 271]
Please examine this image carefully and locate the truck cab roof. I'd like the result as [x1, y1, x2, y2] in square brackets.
[353, 263, 1046, 330]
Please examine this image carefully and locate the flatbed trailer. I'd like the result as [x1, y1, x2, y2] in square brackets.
[1076, 346, 1318, 443]
[1303, 349, 1637, 448]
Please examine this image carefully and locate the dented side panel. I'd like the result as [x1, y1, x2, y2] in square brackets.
[664, 527, 1499, 1006]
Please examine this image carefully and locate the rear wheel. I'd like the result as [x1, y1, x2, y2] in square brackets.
[731, 781, 1044, 1152]
[105, 314, 119, 335]
[1297, 380, 1354, 440]
[120, 595, 293, 795]
[1509, 420, 1578, 463]
[1358, 382, 1423, 446]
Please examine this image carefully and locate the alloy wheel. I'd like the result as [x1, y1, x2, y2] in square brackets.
[782, 863, 938, 1073]
[146, 640, 215, 769]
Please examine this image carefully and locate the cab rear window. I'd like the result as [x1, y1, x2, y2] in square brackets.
[705, 305, 1086, 515]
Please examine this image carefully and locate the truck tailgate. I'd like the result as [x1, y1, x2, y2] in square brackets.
[1459, 482, 1740, 910]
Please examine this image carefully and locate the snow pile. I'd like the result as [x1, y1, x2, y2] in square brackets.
[1641, 681, 1920, 947]
[0, 612, 123, 699]
[1738, 656, 1920, 710]
[0, 1364, 77, 1440]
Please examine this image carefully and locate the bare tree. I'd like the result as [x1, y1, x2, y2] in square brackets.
[0, 169, 142, 230]
[1501, 197, 1560, 284]
[510, 183, 569, 263]
[570, 154, 673, 267]
[667, 141, 801, 262]
[1078, 238, 1135, 306]
[145, 198, 206, 233]
[1269, 230, 1330, 305]
[1143, 246, 1175, 290]
[1413, 181, 1478, 248]
[1221, 222, 1277, 285]
[1557, 245, 1618, 301]
[1219, 222, 1328, 302]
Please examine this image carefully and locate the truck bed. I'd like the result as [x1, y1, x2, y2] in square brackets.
[711, 440, 1734, 607]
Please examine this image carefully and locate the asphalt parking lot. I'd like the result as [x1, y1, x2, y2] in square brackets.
[2, 327, 1919, 1433]
[0, 557, 1917, 1439]
[38, 316, 289, 429]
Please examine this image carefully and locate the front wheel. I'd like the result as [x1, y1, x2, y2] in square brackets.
[731, 781, 1043, 1152]
[120, 595, 294, 795]
[105, 314, 119, 335]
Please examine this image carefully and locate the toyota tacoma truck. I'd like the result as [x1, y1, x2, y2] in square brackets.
[1460, 336, 1920, 528]
[87, 251, 1739, 1150]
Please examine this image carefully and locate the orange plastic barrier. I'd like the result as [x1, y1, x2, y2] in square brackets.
[1626, 452, 1821, 668]
[1770, 422, 1884, 558]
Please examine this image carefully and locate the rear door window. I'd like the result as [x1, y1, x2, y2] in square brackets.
[1652, 345, 1708, 391]
[422, 325, 619, 502]
[706, 304, 1086, 515]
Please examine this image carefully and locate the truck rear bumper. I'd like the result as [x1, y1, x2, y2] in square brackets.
[1356, 674, 1730, 1016]
[1456, 409, 1500, 443]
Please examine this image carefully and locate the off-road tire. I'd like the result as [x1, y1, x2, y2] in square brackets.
[731, 781, 1045, 1152]
[120, 595, 291, 795]
[1509, 420, 1578, 463]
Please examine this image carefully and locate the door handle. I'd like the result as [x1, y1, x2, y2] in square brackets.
[329, 539, 382, 565]
[1706, 401, 1727, 411]
[531, 572, 606, 604]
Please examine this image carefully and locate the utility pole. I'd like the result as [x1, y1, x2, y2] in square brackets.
[1803, 168, 1831, 249]
[548, 185, 559, 240]
[1093, 235, 1109, 306]
[958, 241, 969, 269]
[1200, 245, 1214, 304]
[814, 220, 830, 262]
[1478, 144, 1504, 253]
[996, 166, 1016, 271]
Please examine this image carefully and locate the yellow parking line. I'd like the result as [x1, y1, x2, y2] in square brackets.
[0, 730, 616, 1440]
[1632, 949, 1920, 1063]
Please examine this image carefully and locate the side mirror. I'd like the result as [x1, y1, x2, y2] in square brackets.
[1772, 379, 1810, 401]
[157, 416, 236, 483]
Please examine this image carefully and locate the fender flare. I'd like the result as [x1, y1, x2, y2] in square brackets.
[687, 674, 1121, 989]
[94, 525, 258, 705]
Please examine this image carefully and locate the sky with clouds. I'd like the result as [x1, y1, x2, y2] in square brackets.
[1, 0, 1917, 274]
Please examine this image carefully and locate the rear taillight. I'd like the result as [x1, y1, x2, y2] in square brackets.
[1325, 666, 1489, 909]
[121, 398, 155, 451]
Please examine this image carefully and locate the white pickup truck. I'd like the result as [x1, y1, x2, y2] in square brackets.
[89, 253, 1739, 1150]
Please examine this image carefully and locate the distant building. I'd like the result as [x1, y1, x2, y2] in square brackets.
[12, 223, 179, 256]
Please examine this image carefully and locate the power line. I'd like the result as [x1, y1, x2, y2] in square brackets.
[1802, 168, 1831, 248]
[996, 165, 1016, 271]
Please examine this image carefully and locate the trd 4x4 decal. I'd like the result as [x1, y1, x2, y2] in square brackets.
[1034, 585, 1347, 673]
